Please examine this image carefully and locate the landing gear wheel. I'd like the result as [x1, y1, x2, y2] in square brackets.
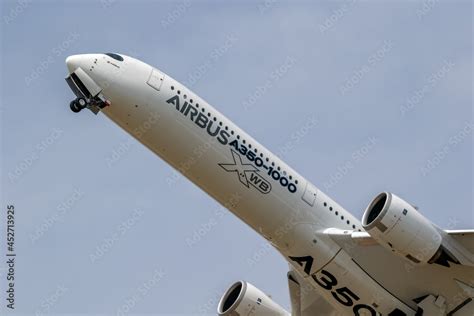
[70, 97, 88, 113]
[70, 100, 81, 113]
[77, 97, 87, 109]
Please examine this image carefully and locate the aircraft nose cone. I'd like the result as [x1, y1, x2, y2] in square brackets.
[66, 55, 79, 73]
[66, 54, 86, 73]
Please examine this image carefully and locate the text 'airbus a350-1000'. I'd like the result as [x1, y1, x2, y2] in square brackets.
[65, 53, 474, 316]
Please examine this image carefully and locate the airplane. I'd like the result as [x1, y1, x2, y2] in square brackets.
[65, 53, 474, 316]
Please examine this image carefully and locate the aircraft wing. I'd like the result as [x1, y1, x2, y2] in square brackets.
[326, 228, 474, 245]
[320, 228, 474, 315]
[287, 268, 341, 316]
[325, 228, 474, 263]
[445, 230, 474, 254]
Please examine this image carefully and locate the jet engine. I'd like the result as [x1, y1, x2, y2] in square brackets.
[217, 281, 289, 316]
[362, 192, 444, 264]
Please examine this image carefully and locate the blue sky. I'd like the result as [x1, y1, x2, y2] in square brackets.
[1, 0, 472, 314]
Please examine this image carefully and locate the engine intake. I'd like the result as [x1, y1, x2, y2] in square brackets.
[218, 281, 288, 316]
[362, 192, 443, 264]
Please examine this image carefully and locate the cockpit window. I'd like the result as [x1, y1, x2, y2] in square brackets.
[105, 53, 124, 61]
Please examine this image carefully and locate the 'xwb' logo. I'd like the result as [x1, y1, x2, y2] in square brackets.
[219, 150, 271, 194]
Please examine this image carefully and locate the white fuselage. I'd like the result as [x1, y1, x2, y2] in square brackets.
[65, 54, 469, 315]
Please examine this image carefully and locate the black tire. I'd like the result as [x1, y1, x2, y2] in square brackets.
[70, 100, 81, 113]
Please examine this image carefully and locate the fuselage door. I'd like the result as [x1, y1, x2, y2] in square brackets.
[302, 181, 317, 206]
[147, 68, 165, 91]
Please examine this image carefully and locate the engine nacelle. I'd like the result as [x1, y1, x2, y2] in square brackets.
[362, 192, 442, 264]
[217, 281, 289, 316]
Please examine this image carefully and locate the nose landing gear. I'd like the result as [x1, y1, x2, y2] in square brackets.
[70, 97, 88, 113]
[69, 96, 110, 114]
[66, 69, 110, 115]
